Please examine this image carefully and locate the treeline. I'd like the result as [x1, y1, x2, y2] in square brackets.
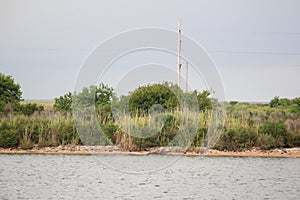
[0, 72, 300, 151]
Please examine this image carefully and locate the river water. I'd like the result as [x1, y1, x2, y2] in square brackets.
[0, 154, 299, 199]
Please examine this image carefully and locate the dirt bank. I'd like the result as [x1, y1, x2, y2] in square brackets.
[1, 146, 300, 158]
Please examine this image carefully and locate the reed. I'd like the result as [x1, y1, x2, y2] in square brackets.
[0, 100, 300, 151]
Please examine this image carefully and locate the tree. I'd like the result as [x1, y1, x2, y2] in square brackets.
[290, 97, 300, 113]
[280, 98, 291, 107]
[197, 90, 212, 111]
[129, 83, 179, 115]
[229, 101, 239, 106]
[269, 96, 280, 108]
[292, 97, 300, 107]
[73, 84, 115, 109]
[54, 92, 73, 113]
[0, 73, 22, 113]
[95, 83, 115, 107]
[269, 96, 292, 108]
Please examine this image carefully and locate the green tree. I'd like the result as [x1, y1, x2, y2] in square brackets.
[229, 101, 239, 106]
[197, 90, 212, 111]
[269, 96, 280, 108]
[129, 83, 179, 115]
[280, 98, 291, 107]
[95, 83, 115, 106]
[73, 84, 115, 109]
[269, 96, 292, 108]
[292, 97, 300, 107]
[290, 97, 300, 113]
[0, 73, 22, 113]
[72, 84, 116, 145]
[54, 92, 73, 113]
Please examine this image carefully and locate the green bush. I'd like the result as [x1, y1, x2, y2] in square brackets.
[101, 122, 119, 144]
[17, 103, 44, 116]
[0, 122, 19, 148]
[257, 134, 275, 150]
[285, 132, 300, 148]
[259, 120, 287, 148]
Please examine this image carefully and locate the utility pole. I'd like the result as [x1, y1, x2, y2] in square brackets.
[186, 61, 188, 93]
[177, 19, 182, 87]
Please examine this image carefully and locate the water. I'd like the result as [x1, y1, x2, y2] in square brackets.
[0, 154, 299, 199]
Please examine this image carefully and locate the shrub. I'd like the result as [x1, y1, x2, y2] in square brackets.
[101, 122, 119, 144]
[214, 130, 237, 151]
[259, 120, 288, 148]
[20, 141, 34, 150]
[257, 134, 275, 150]
[0, 122, 19, 148]
[17, 103, 44, 116]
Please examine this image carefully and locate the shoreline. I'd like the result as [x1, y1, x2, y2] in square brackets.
[0, 146, 300, 158]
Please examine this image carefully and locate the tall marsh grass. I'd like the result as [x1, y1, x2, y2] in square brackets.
[0, 102, 300, 151]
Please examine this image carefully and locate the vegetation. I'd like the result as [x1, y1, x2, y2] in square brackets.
[54, 92, 72, 113]
[0, 73, 44, 116]
[0, 73, 22, 113]
[215, 99, 300, 151]
[1, 72, 300, 151]
[129, 83, 179, 115]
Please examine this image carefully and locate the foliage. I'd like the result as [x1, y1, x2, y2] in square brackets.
[54, 92, 73, 113]
[0, 75, 300, 151]
[129, 83, 179, 115]
[229, 101, 239, 106]
[256, 134, 275, 150]
[0, 73, 22, 113]
[0, 121, 19, 148]
[95, 83, 115, 106]
[73, 84, 115, 108]
[259, 120, 287, 148]
[0, 114, 81, 148]
[197, 90, 212, 111]
[17, 103, 44, 116]
[133, 113, 179, 148]
[269, 96, 280, 108]
[215, 129, 256, 151]
[269, 96, 300, 113]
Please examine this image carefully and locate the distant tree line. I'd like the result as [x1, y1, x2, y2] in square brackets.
[269, 96, 300, 113]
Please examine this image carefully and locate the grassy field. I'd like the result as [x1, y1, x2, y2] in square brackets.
[22, 99, 54, 110]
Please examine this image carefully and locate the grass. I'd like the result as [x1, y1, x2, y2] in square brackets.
[1, 99, 300, 151]
[23, 99, 54, 106]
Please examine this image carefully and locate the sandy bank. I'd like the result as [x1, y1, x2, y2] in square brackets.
[1, 146, 300, 158]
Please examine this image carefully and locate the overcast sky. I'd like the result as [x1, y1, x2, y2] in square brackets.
[0, 0, 299, 102]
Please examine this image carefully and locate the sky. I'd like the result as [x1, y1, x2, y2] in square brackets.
[0, 0, 300, 102]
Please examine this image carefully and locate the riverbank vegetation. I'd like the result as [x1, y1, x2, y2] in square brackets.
[0, 72, 300, 151]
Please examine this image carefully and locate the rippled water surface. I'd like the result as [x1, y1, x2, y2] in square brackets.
[0, 154, 299, 199]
